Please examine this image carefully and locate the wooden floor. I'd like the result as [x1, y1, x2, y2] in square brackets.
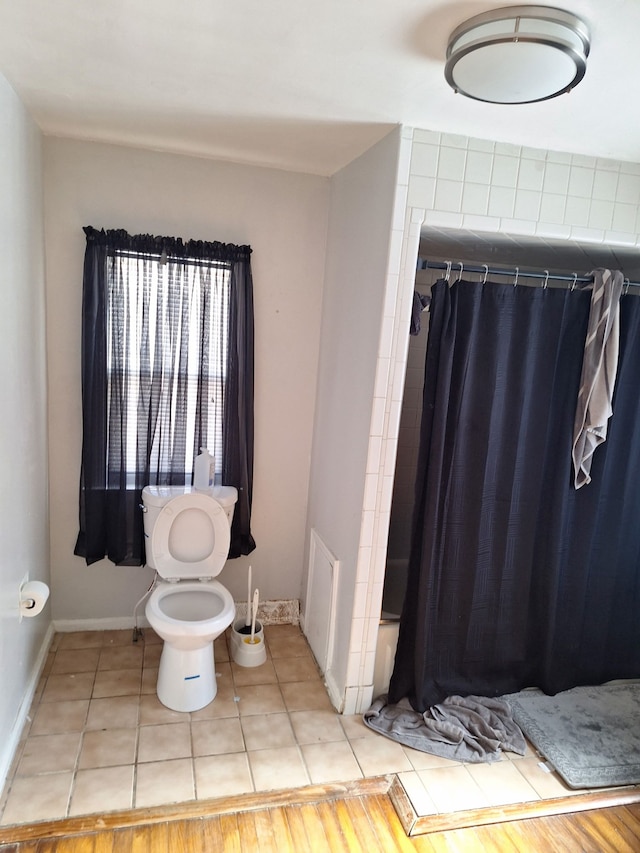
[2, 778, 640, 852]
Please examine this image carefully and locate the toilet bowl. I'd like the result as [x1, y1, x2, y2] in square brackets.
[142, 485, 238, 712]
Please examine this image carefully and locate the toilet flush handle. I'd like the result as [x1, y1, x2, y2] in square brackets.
[139, 504, 148, 513]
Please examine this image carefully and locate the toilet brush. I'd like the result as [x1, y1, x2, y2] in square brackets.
[245, 564, 252, 627]
[245, 588, 260, 644]
[238, 565, 253, 634]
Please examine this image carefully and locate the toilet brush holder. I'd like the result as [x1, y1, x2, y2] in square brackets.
[230, 618, 267, 667]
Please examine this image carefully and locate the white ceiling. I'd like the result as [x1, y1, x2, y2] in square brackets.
[1, 1, 639, 176]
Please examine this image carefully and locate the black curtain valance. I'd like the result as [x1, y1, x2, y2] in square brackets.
[83, 226, 252, 262]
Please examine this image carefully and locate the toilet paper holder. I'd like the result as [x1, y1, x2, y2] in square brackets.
[19, 579, 50, 620]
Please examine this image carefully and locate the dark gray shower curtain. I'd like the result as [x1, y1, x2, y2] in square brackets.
[388, 278, 640, 712]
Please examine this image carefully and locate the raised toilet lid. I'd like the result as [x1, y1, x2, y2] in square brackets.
[149, 492, 231, 580]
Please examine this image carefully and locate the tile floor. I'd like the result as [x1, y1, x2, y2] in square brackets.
[0, 623, 603, 827]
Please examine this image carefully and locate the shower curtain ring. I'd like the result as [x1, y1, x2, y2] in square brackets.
[482, 264, 489, 284]
[513, 267, 519, 287]
[624, 278, 630, 295]
[543, 270, 550, 289]
[457, 262, 464, 281]
[571, 273, 578, 291]
[445, 261, 452, 282]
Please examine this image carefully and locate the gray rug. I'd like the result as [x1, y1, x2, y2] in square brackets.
[505, 682, 640, 789]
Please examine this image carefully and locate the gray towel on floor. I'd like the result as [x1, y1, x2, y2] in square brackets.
[572, 268, 623, 488]
[363, 694, 525, 763]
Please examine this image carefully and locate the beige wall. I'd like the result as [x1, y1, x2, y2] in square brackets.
[0, 73, 49, 786]
[44, 138, 329, 622]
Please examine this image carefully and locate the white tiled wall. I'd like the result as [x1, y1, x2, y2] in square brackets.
[409, 128, 640, 249]
[341, 128, 419, 715]
[345, 125, 640, 716]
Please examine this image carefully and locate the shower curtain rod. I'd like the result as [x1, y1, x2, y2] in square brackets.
[418, 259, 640, 289]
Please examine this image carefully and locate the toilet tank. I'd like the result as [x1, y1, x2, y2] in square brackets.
[211, 485, 238, 524]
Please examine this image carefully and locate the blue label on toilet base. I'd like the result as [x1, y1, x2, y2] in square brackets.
[184, 674, 200, 680]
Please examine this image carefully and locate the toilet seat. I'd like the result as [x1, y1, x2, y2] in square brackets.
[146, 580, 235, 638]
[148, 492, 231, 580]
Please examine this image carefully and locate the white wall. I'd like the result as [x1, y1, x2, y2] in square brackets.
[44, 138, 329, 622]
[303, 127, 410, 710]
[0, 73, 50, 786]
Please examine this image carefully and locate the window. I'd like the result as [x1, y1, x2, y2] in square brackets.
[106, 249, 230, 487]
[76, 227, 256, 566]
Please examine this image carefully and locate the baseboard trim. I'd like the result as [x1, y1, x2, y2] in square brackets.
[53, 616, 145, 633]
[323, 668, 344, 713]
[234, 599, 300, 626]
[0, 622, 55, 792]
[53, 600, 301, 635]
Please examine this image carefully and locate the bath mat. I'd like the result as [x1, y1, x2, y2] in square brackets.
[504, 682, 640, 789]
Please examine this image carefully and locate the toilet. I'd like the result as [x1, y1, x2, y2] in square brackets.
[141, 484, 238, 712]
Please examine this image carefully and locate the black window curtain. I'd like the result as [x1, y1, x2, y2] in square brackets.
[74, 226, 256, 566]
[388, 278, 640, 712]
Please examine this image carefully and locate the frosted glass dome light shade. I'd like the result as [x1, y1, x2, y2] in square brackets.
[445, 6, 590, 104]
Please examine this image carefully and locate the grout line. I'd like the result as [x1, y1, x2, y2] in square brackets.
[131, 758, 139, 811]
[6, 626, 603, 827]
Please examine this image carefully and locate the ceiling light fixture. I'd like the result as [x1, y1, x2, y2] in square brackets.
[445, 5, 590, 104]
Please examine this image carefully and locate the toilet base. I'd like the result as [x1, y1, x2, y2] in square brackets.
[156, 642, 217, 712]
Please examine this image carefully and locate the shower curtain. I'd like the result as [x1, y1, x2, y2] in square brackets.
[388, 277, 640, 713]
